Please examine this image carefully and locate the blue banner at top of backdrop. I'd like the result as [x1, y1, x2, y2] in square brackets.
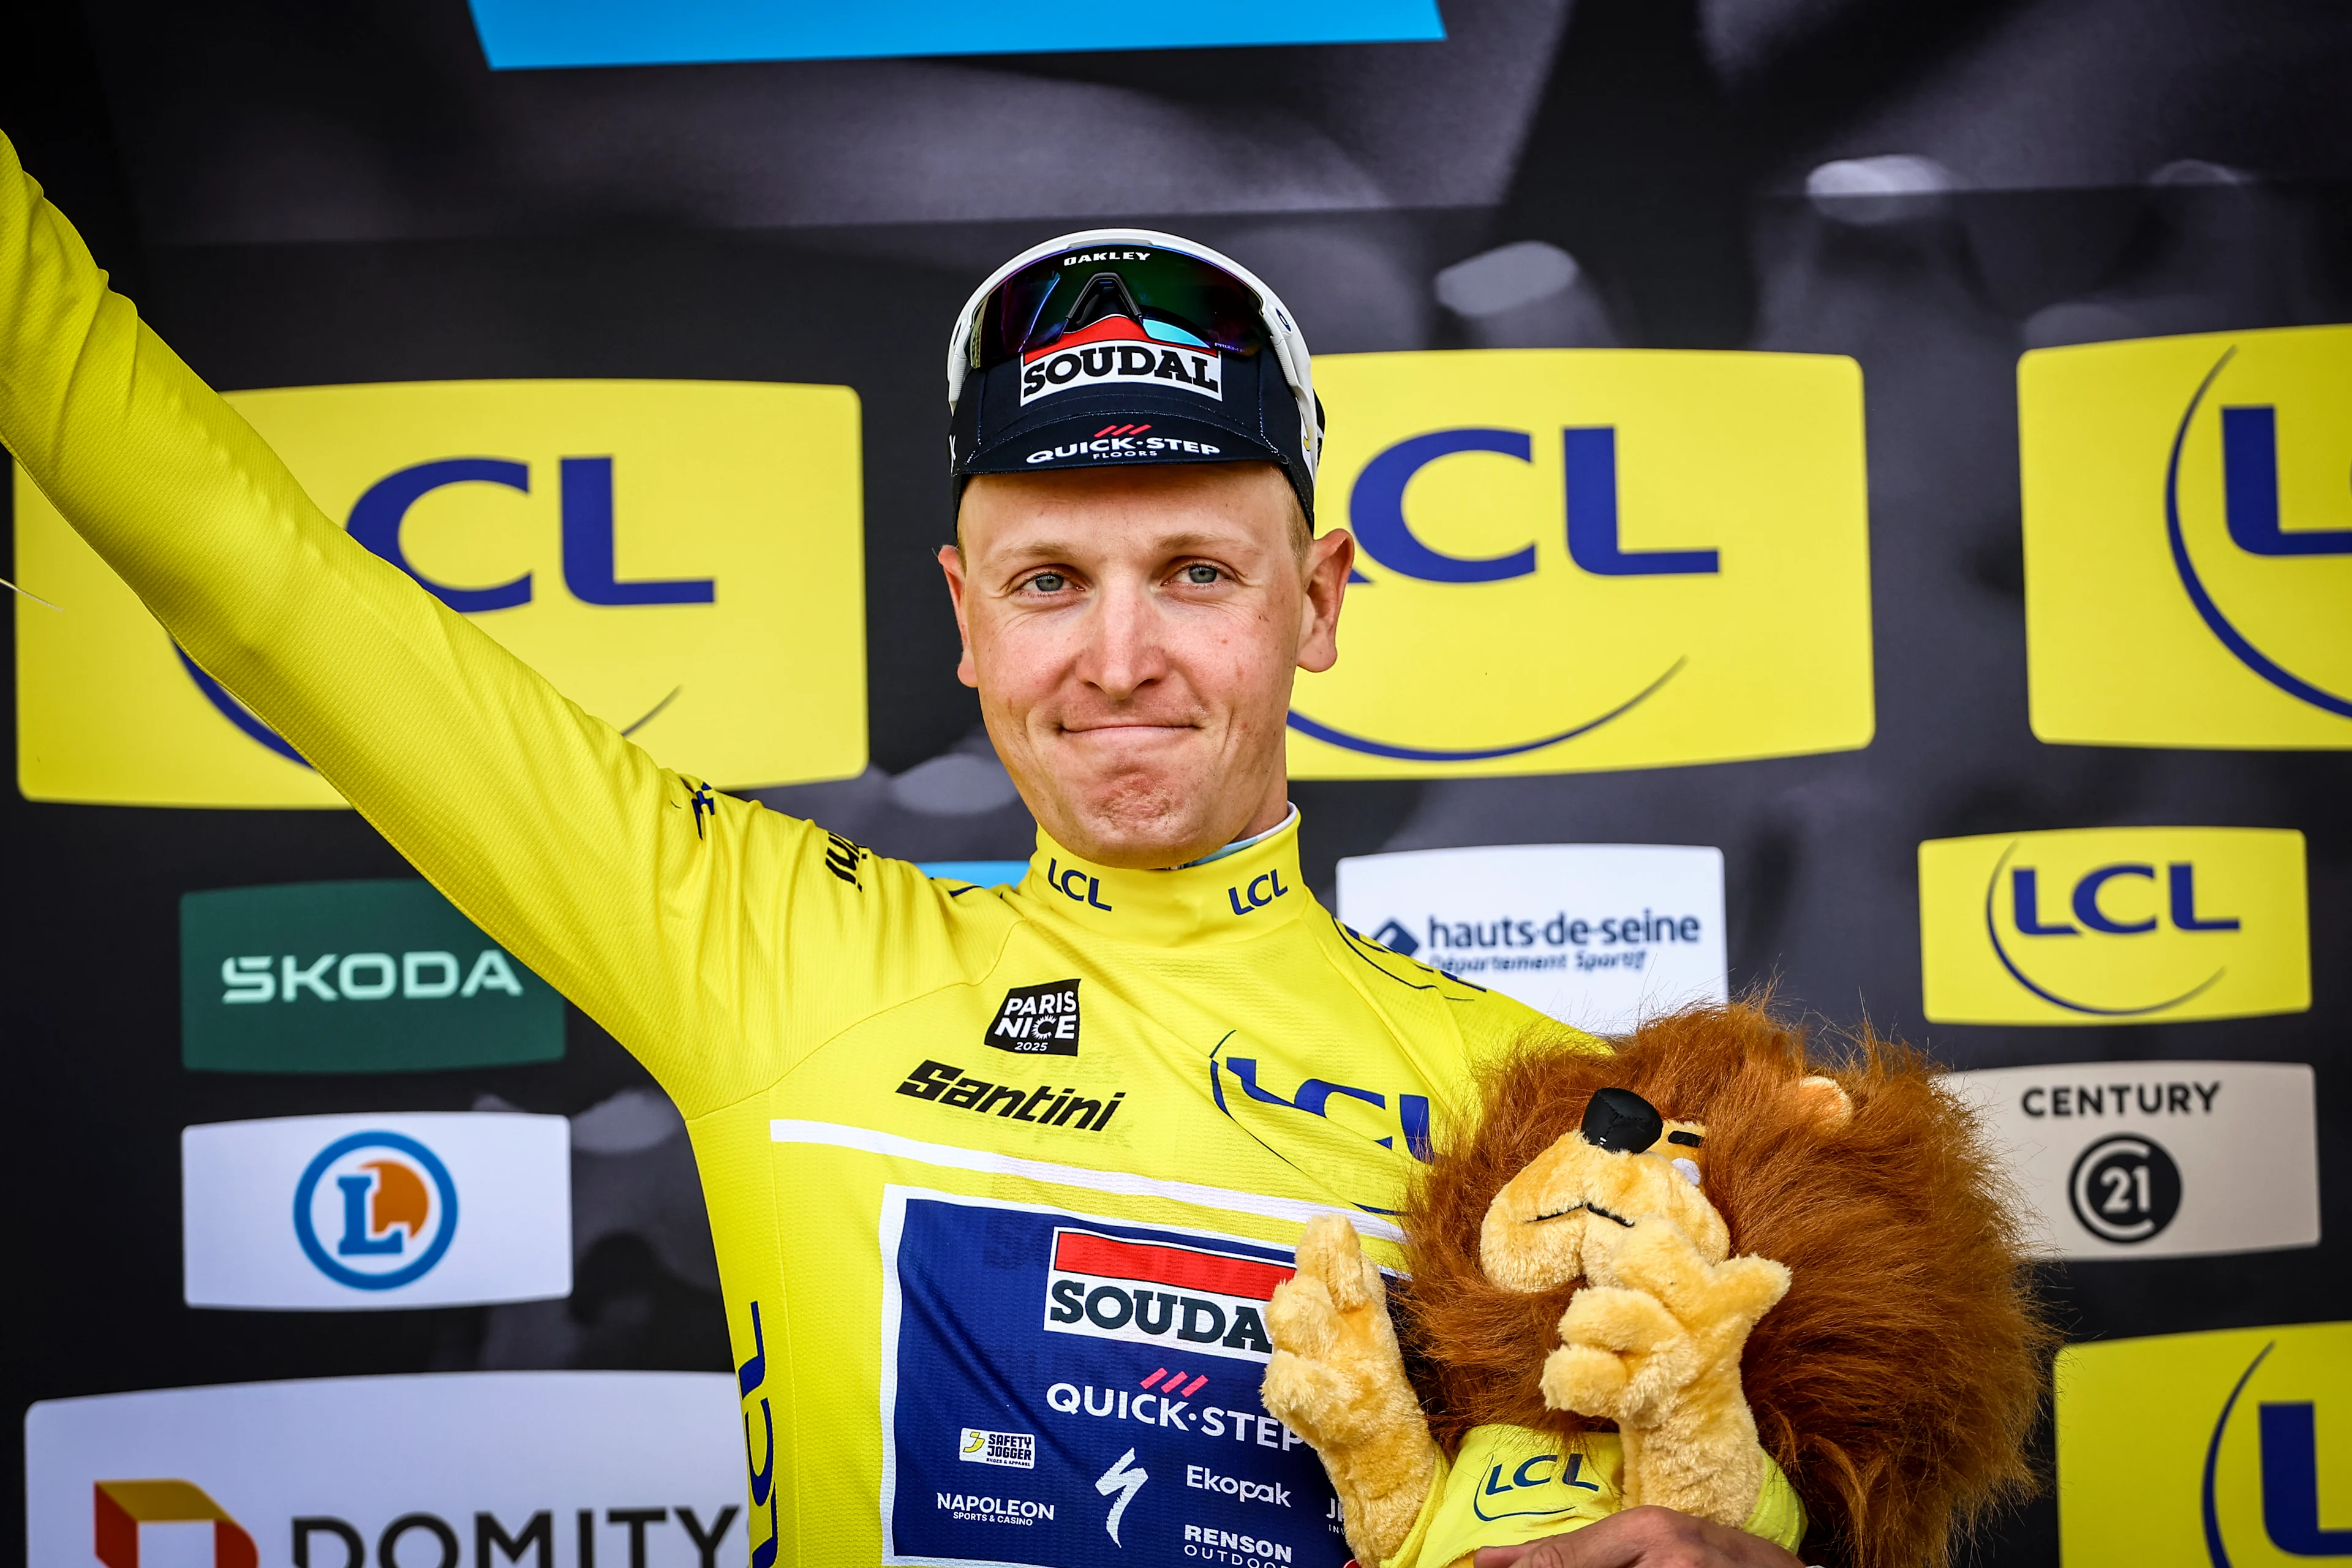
[467, 0, 1447, 70]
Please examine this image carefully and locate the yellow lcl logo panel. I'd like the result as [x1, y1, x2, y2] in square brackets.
[14, 379, 867, 807]
[1918, 827, 2308, 1027]
[2021, 323, 2352, 748]
[1289, 350, 1874, 778]
[2057, 1321, 2352, 1567]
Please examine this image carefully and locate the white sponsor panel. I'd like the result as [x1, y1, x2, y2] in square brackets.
[182, 1112, 571, 1310]
[1336, 844, 1728, 1033]
[1944, 1061, 2318, 1260]
[26, 1373, 742, 1568]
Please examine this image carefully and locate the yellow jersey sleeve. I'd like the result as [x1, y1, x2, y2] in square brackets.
[0, 133, 988, 1115]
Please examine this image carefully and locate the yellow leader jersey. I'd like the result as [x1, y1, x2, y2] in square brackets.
[0, 135, 1568, 1568]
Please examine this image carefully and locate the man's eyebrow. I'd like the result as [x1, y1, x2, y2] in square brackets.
[990, 529, 1254, 564]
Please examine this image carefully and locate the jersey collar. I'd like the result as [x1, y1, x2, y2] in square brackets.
[1019, 812, 1312, 946]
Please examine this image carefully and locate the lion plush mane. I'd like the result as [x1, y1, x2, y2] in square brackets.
[1390, 1003, 2051, 1568]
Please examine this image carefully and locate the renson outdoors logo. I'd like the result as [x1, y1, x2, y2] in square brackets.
[2056, 1320, 2351, 1568]
[1918, 827, 2309, 1027]
[1285, 350, 1873, 779]
[14, 379, 867, 807]
[2021, 323, 2352, 750]
[182, 880, 560, 1072]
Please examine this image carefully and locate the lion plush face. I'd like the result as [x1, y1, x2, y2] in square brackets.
[1480, 1107, 1725, 1293]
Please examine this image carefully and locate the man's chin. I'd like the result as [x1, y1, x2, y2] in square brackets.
[1042, 775, 1227, 869]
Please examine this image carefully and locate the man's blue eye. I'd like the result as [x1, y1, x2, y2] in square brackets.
[1185, 565, 1219, 584]
[1030, 573, 1065, 592]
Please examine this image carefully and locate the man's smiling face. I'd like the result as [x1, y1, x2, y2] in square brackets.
[941, 462, 1354, 870]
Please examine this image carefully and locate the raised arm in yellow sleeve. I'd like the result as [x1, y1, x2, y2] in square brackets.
[0, 132, 989, 1114]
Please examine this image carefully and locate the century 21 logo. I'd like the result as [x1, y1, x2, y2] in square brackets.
[1287, 350, 1874, 780]
[2021, 322, 2352, 749]
[15, 380, 867, 807]
[1918, 827, 2309, 1026]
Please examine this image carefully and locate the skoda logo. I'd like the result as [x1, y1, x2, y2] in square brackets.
[292, 1130, 459, 1289]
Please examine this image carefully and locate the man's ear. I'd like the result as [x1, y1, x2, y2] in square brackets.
[937, 543, 979, 690]
[1795, 1074, 1854, 1129]
[1296, 526, 1355, 674]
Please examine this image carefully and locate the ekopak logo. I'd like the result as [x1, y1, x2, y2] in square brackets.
[13, 379, 868, 807]
[1285, 350, 1872, 778]
[182, 1112, 570, 1310]
[2020, 323, 2352, 750]
[1917, 827, 2309, 1027]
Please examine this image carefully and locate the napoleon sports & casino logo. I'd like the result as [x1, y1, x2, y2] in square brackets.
[1918, 826, 2309, 1027]
[1284, 350, 1873, 779]
[14, 379, 866, 807]
[2020, 322, 2352, 750]
[2058, 1320, 2352, 1567]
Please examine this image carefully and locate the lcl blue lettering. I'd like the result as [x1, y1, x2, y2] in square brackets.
[2072, 864, 2157, 935]
[2222, 405, 2352, 557]
[2014, 863, 2238, 937]
[1047, 858, 1114, 911]
[334, 1174, 402, 1256]
[738, 1301, 779, 1568]
[1351, 428, 1718, 584]
[2260, 1403, 2352, 1553]
[1510, 1455, 1558, 1488]
[349, 458, 534, 611]
[347, 456, 713, 611]
[1226, 869, 1291, 915]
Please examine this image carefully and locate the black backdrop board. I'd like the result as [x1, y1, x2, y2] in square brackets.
[6, 1, 2351, 1563]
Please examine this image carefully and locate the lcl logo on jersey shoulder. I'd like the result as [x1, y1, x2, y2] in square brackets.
[2020, 322, 2352, 749]
[15, 379, 867, 807]
[987, 979, 1082, 1055]
[1918, 827, 2310, 1026]
[1288, 350, 1873, 780]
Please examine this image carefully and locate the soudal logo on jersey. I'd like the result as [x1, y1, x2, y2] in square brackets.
[986, 979, 1082, 1055]
[2020, 322, 2352, 750]
[1289, 350, 1872, 780]
[181, 880, 560, 1073]
[896, 1059, 1126, 1131]
[1044, 1229, 1285, 1361]
[1917, 827, 2309, 1025]
[14, 379, 867, 807]
[1021, 317, 1224, 405]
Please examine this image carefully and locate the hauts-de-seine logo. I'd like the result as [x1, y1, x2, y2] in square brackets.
[14, 379, 867, 807]
[2056, 1320, 2351, 1567]
[2020, 322, 2352, 749]
[293, 1131, 458, 1290]
[1284, 350, 1873, 778]
[1918, 827, 2309, 1026]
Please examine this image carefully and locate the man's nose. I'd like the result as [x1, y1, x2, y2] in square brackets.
[1083, 578, 1167, 697]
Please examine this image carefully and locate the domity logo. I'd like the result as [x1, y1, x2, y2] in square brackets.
[292, 1131, 458, 1290]
[94, 1480, 255, 1568]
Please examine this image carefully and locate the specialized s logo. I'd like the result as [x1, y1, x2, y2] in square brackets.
[1917, 827, 2310, 1026]
[2055, 1320, 2352, 1567]
[2020, 322, 2352, 749]
[1287, 350, 1874, 779]
[15, 379, 867, 807]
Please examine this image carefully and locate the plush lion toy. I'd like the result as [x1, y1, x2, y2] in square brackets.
[1262, 1004, 2049, 1568]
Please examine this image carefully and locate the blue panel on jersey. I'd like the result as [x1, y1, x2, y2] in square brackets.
[467, 2, 1446, 70]
[881, 1193, 1349, 1567]
[919, 861, 1031, 889]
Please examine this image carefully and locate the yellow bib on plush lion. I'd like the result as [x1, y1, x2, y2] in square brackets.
[1262, 1003, 2049, 1568]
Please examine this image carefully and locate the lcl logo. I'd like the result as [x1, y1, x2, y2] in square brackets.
[180, 456, 711, 762]
[2168, 353, 2352, 720]
[1989, 848, 2244, 1018]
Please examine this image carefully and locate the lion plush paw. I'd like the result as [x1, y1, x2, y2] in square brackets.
[1542, 1284, 1694, 1427]
[1265, 1215, 1439, 1567]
